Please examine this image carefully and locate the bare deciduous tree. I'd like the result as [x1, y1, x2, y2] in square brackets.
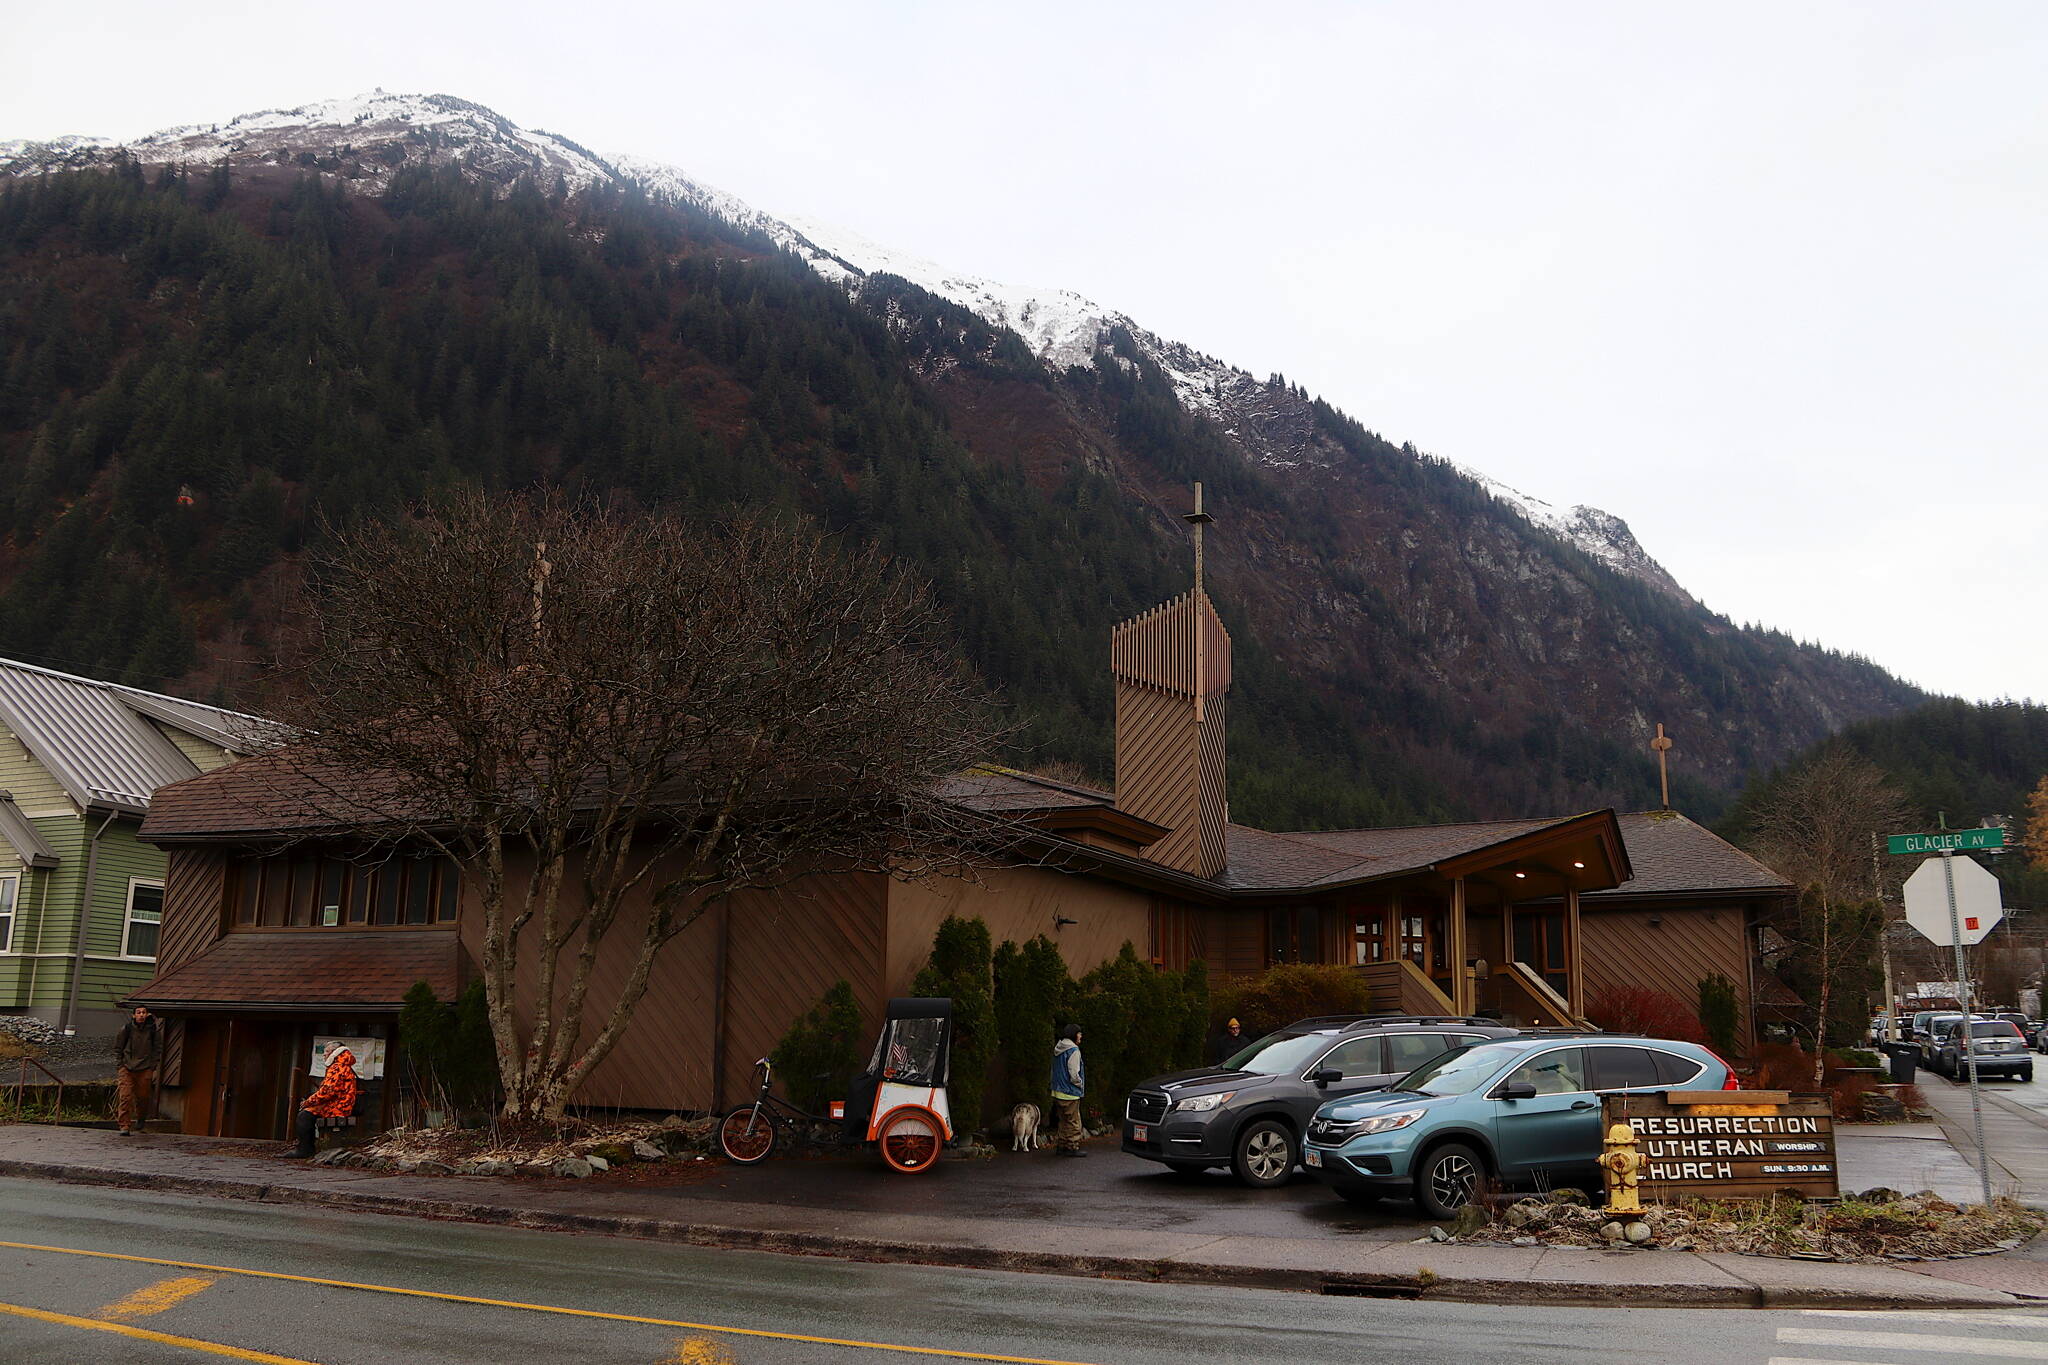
[270, 492, 1007, 1122]
[1745, 746, 1913, 1083]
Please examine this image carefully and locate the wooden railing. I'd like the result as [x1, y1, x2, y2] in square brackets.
[1498, 962, 1586, 1028]
[1353, 959, 1457, 1016]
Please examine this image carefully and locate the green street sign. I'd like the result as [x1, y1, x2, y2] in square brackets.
[1887, 828, 2006, 856]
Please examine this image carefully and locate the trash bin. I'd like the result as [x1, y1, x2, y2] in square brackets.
[1889, 1047, 1916, 1082]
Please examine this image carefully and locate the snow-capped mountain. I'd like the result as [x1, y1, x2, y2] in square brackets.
[1, 91, 1683, 599]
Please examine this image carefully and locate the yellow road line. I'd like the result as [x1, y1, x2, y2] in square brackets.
[0, 1299, 320, 1364]
[100, 1273, 216, 1321]
[0, 1240, 1103, 1365]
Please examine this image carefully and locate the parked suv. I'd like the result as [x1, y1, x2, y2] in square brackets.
[1913, 1012, 1963, 1068]
[1121, 1015, 1520, 1187]
[1935, 1017, 2033, 1082]
[1302, 1035, 1733, 1218]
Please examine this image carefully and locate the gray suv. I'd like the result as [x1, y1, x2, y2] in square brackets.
[1121, 1015, 1520, 1187]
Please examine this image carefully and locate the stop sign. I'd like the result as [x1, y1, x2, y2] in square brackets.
[1902, 855, 2005, 946]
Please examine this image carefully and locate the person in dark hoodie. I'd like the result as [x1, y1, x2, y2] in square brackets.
[113, 1005, 161, 1136]
[1049, 1024, 1086, 1157]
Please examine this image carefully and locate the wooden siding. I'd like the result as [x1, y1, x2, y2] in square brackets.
[1581, 901, 1754, 1045]
[887, 866, 1151, 995]
[157, 849, 227, 976]
[721, 874, 887, 1108]
[1110, 589, 1229, 878]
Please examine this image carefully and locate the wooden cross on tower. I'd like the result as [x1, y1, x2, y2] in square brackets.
[1650, 723, 1674, 809]
[1184, 481, 1214, 592]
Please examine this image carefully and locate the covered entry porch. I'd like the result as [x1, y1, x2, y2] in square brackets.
[1263, 812, 1631, 1026]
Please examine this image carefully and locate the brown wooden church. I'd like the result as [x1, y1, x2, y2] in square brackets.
[131, 491, 1791, 1139]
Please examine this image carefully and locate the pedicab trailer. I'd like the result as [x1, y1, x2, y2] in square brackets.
[718, 996, 954, 1173]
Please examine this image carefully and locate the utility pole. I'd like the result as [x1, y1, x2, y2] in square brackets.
[1872, 832, 1897, 1042]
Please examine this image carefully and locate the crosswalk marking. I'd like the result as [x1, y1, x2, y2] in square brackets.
[1799, 1311, 2048, 1329]
[1776, 1327, 2048, 1360]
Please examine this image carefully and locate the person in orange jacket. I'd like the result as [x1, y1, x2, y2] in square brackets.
[293, 1045, 359, 1158]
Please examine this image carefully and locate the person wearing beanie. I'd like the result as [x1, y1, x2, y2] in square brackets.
[1049, 1023, 1086, 1156]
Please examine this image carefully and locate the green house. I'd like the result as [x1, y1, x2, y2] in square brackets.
[0, 658, 264, 1037]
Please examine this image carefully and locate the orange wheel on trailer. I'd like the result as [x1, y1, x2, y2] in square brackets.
[875, 1105, 944, 1173]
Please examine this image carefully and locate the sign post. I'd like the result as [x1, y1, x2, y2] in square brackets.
[1893, 822, 2005, 1206]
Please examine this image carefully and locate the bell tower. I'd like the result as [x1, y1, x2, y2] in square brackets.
[1111, 483, 1231, 878]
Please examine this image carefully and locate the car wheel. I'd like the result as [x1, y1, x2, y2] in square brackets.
[1413, 1142, 1485, 1220]
[1335, 1186, 1382, 1206]
[1230, 1119, 1296, 1188]
[2021, 1070, 2034, 1083]
[1163, 1160, 1210, 1176]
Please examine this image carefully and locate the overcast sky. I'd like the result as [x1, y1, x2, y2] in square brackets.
[8, 2, 2043, 702]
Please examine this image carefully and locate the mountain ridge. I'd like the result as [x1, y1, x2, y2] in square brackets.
[0, 91, 1925, 826]
[3, 90, 1687, 603]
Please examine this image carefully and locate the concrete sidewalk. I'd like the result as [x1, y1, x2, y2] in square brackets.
[0, 1123, 2039, 1310]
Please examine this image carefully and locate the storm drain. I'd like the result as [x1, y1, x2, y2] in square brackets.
[1319, 1281, 1421, 1299]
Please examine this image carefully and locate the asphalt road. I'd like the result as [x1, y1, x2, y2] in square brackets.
[3, 1177, 2045, 1365]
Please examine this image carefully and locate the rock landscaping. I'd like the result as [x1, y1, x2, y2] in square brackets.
[311, 1114, 720, 1176]
[1455, 1187, 2044, 1263]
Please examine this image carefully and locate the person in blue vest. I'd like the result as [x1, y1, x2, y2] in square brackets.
[1050, 1023, 1086, 1157]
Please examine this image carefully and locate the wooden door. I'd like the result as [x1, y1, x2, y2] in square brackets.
[222, 1024, 288, 1140]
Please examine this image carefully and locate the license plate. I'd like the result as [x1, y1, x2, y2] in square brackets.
[1132, 1125, 1148, 1143]
[1305, 1148, 1323, 1168]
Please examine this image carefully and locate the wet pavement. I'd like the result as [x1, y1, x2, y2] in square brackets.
[638, 1140, 1426, 1243]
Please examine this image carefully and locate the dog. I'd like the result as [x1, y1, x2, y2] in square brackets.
[1009, 1101, 1042, 1151]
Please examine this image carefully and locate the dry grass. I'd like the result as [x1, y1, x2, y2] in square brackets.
[1467, 1190, 2042, 1262]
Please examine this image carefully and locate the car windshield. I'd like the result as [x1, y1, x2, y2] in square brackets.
[1390, 1042, 1514, 1097]
[1220, 1031, 1335, 1075]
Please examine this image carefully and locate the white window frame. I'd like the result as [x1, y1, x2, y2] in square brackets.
[121, 876, 165, 962]
[0, 873, 17, 953]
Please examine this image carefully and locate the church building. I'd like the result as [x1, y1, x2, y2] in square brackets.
[129, 490, 1791, 1138]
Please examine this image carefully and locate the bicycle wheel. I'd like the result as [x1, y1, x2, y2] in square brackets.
[876, 1105, 943, 1173]
[718, 1106, 779, 1164]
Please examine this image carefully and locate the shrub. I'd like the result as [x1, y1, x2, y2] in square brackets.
[398, 979, 497, 1121]
[1699, 972, 1741, 1057]
[1751, 1039, 1887, 1119]
[1175, 959, 1210, 1069]
[993, 935, 1069, 1110]
[1587, 984, 1706, 1043]
[1211, 964, 1373, 1038]
[770, 980, 865, 1117]
[912, 916, 994, 1136]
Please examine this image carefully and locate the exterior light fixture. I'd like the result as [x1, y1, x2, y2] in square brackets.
[1513, 871, 1527, 879]
[1571, 861, 1585, 869]
[1053, 914, 1079, 930]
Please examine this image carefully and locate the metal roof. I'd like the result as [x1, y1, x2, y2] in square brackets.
[0, 791, 59, 865]
[0, 657, 270, 814]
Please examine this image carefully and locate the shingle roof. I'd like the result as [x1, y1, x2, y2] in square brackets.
[140, 748, 414, 842]
[1583, 811, 1792, 898]
[130, 930, 461, 1011]
[0, 657, 270, 813]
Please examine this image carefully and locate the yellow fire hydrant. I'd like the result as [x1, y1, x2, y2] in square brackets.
[1599, 1121, 1643, 1213]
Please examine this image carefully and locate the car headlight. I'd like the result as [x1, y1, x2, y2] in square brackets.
[1349, 1108, 1425, 1136]
[1171, 1091, 1235, 1113]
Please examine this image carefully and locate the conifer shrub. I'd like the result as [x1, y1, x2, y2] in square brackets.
[912, 916, 994, 1137]
[1699, 971, 1742, 1057]
[993, 935, 1068, 1110]
[397, 979, 497, 1122]
[769, 979, 865, 1117]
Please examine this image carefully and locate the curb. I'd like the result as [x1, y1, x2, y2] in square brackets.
[0, 1158, 2021, 1310]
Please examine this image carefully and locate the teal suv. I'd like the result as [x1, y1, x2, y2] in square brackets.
[1301, 1036, 1733, 1218]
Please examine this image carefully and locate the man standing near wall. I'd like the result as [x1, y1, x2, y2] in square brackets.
[113, 1005, 161, 1136]
[1050, 1024, 1086, 1157]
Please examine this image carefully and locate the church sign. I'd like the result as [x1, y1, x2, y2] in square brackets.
[1601, 1090, 1838, 1201]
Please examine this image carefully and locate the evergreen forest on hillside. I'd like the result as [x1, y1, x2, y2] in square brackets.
[0, 161, 1922, 830]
